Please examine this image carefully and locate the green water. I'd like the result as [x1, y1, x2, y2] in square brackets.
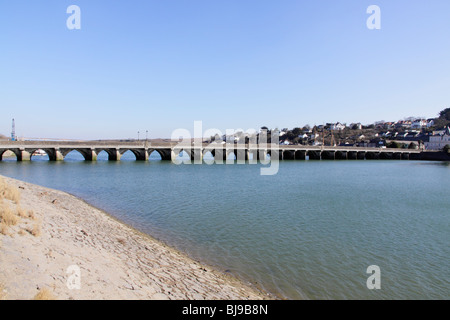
[1, 153, 449, 299]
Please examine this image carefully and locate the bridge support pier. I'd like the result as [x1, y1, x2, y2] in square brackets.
[256, 149, 268, 162]
[84, 149, 97, 161]
[190, 149, 204, 164]
[54, 149, 65, 161]
[235, 149, 249, 164]
[18, 150, 31, 161]
[357, 152, 366, 160]
[136, 149, 148, 161]
[110, 149, 121, 161]
[267, 150, 282, 161]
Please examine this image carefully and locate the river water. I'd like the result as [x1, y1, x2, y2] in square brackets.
[1, 151, 449, 299]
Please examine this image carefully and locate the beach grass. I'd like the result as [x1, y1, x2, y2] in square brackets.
[27, 223, 42, 237]
[0, 202, 20, 227]
[33, 288, 56, 300]
[0, 177, 21, 204]
[0, 221, 10, 236]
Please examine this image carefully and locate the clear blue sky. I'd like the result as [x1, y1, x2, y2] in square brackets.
[1, 0, 450, 139]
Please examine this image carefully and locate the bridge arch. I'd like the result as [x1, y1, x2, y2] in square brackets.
[0, 149, 20, 161]
[294, 150, 307, 160]
[119, 149, 141, 161]
[94, 149, 121, 161]
[202, 150, 214, 164]
[148, 149, 163, 161]
[148, 148, 171, 161]
[283, 150, 295, 160]
[226, 149, 237, 161]
[61, 149, 91, 161]
[96, 150, 112, 161]
[267, 150, 281, 161]
[28, 148, 51, 161]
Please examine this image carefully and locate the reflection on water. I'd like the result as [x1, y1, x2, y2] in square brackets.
[1, 158, 449, 299]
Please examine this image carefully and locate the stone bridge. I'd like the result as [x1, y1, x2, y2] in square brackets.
[0, 141, 428, 162]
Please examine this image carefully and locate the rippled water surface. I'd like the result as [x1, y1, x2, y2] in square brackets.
[1, 152, 449, 299]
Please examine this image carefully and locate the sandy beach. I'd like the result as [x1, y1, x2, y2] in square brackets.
[0, 175, 271, 300]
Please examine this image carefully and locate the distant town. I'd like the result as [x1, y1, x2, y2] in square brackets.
[215, 108, 450, 152]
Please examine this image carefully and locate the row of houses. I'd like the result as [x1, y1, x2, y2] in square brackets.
[314, 119, 435, 131]
[375, 119, 435, 130]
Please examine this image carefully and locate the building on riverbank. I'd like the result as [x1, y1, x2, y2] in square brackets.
[425, 127, 450, 150]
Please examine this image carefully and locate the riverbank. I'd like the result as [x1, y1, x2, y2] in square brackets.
[0, 175, 271, 300]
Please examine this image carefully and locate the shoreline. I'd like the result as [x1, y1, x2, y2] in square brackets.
[0, 174, 276, 300]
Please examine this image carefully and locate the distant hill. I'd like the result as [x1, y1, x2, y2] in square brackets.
[0, 133, 8, 140]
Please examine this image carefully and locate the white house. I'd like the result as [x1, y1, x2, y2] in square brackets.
[330, 122, 346, 131]
[425, 127, 450, 150]
[411, 119, 427, 129]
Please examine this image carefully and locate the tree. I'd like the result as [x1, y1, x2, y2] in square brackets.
[443, 144, 450, 153]
[387, 141, 401, 148]
[292, 127, 302, 136]
[408, 142, 418, 149]
[439, 108, 450, 121]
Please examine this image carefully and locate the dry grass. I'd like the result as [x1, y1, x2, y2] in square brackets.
[0, 221, 10, 236]
[0, 203, 20, 227]
[16, 206, 27, 218]
[0, 178, 21, 204]
[27, 209, 36, 220]
[16, 207, 36, 220]
[0, 178, 38, 238]
[27, 223, 42, 237]
[33, 288, 55, 300]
